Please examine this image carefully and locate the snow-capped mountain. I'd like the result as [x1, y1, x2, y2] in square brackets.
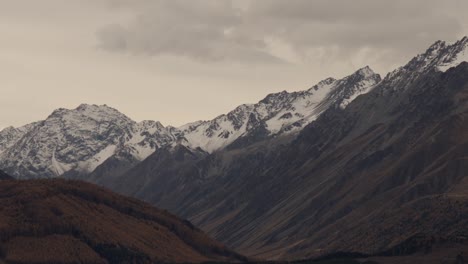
[0, 104, 180, 179]
[179, 66, 381, 152]
[0, 66, 382, 178]
[0, 123, 37, 154]
[1, 36, 466, 259]
[2, 37, 467, 180]
[105, 37, 468, 260]
[382, 36, 468, 92]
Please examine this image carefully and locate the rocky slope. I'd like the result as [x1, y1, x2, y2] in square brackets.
[107, 37, 468, 260]
[0, 179, 245, 264]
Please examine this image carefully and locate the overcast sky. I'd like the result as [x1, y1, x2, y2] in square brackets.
[1, 0, 467, 129]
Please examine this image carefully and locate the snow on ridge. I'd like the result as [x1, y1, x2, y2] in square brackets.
[76, 145, 118, 173]
[355, 66, 376, 78]
[437, 37, 468, 72]
[5, 37, 468, 179]
[338, 79, 379, 109]
[382, 36, 468, 92]
[0, 66, 382, 178]
[265, 79, 337, 135]
[51, 149, 73, 176]
[0, 104, 180, 178]
[179, 66, 381, 152]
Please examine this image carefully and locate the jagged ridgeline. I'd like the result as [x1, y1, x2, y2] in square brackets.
[0, 67, 381, 179]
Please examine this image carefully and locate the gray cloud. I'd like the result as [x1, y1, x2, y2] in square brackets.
[97, 0, 282, 63]
[1, 0, 468, 130]
[246, 0, 464, 52]
[97, 0, 468, 66]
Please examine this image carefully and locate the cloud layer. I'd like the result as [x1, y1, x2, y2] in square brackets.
[97, 0, 281, 63]
[97, 0, 468, 66]
[1, 0, 467, 129]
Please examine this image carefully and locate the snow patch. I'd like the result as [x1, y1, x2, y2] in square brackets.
[438, 44, 468, 72]
[77, 145, 117, 173]
[51, 150, 73, 176]
[339, 80, 378, 109]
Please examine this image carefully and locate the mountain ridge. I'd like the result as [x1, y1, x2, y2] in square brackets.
[99, 38, 468, 260]
[0, 66, 381, 179]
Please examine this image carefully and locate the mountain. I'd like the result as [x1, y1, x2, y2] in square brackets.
[0, 104, 181, 179]
[106, 37, 468, 260]
[381, 36, 468, 93]
[179, 66, 381, 152]
[0, 123, 36, 153]
[0, 178, 245, 264]
[0, 66, 380, 180]
[84, 66, 381, 190]
[1, 37, 467, 262]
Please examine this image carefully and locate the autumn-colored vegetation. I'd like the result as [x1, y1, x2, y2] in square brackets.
[0, 179, 246, 264]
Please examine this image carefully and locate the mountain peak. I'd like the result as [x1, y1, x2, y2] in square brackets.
[454, 36, 468, 46]
[0, 126, 16, 134]
[259, 90, 289, 104]
[381, 36, 468, 92]
[321, 66, 381, 109]
[355, 65, 376, 78]
[76, 103, 105, 111]
[308, 77, 336, 92]
[47, 104, 131, 124]
[75, 103, 123, 115]
[343, 66, 381, 84]
[437, 36, 468, 72]
[428, 39, 447, 51]
[137, 120, 165, 131]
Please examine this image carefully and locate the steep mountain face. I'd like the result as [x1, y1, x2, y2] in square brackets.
[180, 66, 381, 152]
[381, 36, 468, 93]
[91, 144, 209, 200]
[0, 66, 380, 180]
[0, 124, 36, 153]
[109, 38, 468, 260]
[0, 179, 245, 264]
[259, 62, 468, 260]
[0, 104, 180, 179]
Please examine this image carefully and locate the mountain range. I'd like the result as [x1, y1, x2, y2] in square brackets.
[0, 64, 381, 179]
[98, 37, 468, 260]
[1, 36, 468, 262]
